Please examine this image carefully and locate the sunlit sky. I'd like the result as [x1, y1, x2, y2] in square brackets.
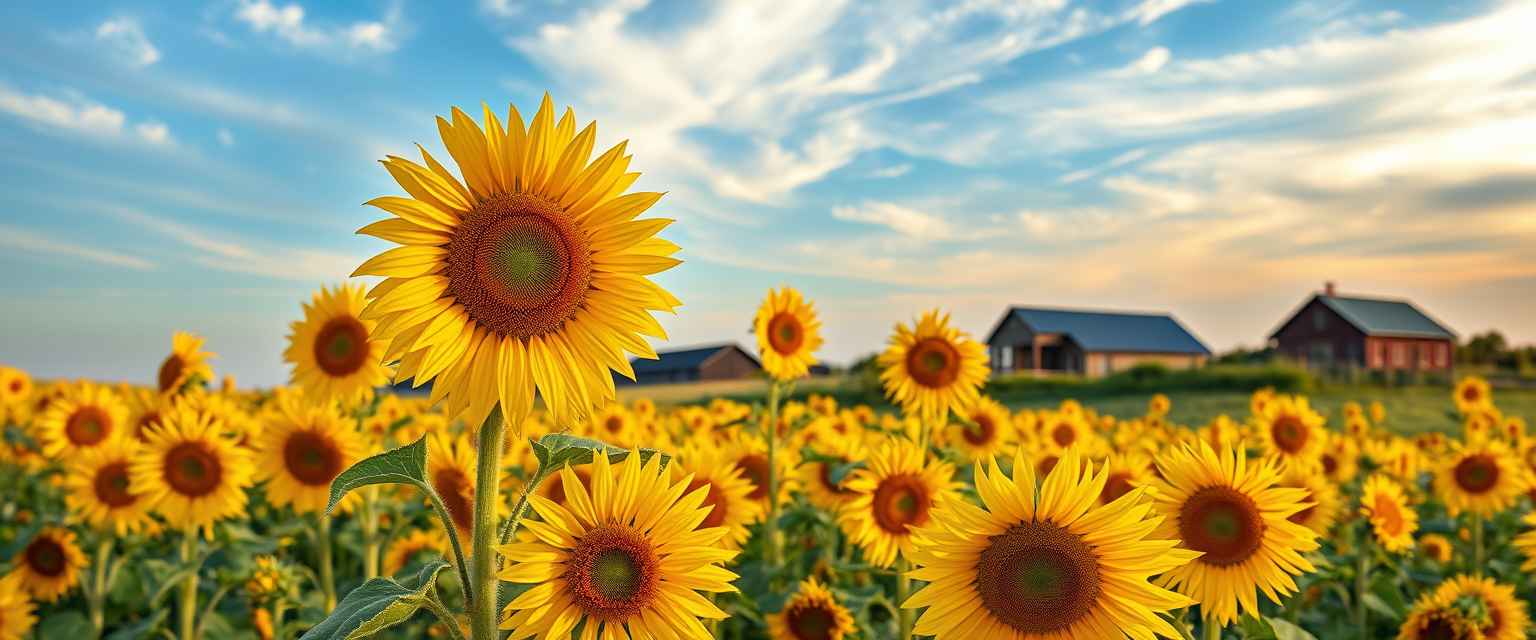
[2, 0, 1533, 388]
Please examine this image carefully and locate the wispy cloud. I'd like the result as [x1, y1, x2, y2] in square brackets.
[95, 17, 161, 66]
[0, 223, 154, 271]
[0, 84, 173, 146]
[232, 0, 405, 55]
[93, 203, 363, 282]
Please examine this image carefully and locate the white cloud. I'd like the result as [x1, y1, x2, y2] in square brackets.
[233, 0, 402, 54]
[96, 203, 363, 281]
[95, 18, 160, 66]
[1058, 148, 1148, 183]
[1124, 0, 1209, 26]
[135, 122, 171, 145]
[216, 128, 236, 146]
[1118, 46, 1171, 75]
[0, 223, 154, 271]
[0, 85, 172, 148]
[867, 163, 913, 179]
[832, 201, 955, 240]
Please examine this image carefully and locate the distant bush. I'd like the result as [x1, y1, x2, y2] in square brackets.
[988, 363, 1315, 399]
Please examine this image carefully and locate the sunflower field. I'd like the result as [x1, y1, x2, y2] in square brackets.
[3, 98, 1535, 640]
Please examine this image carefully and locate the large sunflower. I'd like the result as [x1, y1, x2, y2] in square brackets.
[1431, 575, 1529, 640]
[35, 381, 127, 459]
[877, 310, 988, 424]
[0, 572, 37, 640]
[285, 283, 391, 407]
[9, 527, 86, 603]
[672, 439, 763, 551]
[1361, 474, 1418, 553]
[1150, 442, 1319, 626]
[838, 437, 958, 568]
[497, 450, 737, 638]
[754, 287, 823, 382]
[768, 578, 856, 640]
[1433, 439, 1528, 518]
[130, 402, 254, 536]
[157, 331, 215, 394]
[353, 96, 681, 428]
[254, 400, 367, 514]
[946, 395, 1013, 461]
[1252, 394, 1326, 466]
[903, 450, 1198, 639]
[65, 441, 157, 536]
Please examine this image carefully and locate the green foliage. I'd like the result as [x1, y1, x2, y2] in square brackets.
[326, 436, 431, 517]
[300, 560, 452, 640]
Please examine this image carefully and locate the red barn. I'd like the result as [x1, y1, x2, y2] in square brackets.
[1269, 283, 1456, 372]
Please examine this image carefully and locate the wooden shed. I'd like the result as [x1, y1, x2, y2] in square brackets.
[984, 306, 1211, 377]
[622, 343, 762, 385]
[1269, 283, 1456, 372]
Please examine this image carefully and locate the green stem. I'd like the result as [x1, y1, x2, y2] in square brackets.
[271, 601, 286, 640]
[1472, 515, 1484, 575]
[90, 538, 113, 638]
[468, 408, 506, 640]
[1169, 609, 1196, 640]
[496, 466, 545, 568]
[896, 556, 913, 639]
[765, 382, 783, 572]
[1355, 525, 1372, 639]
[318, 514, 337, 612]
[424, 590, 469, 640]
[362, 486, 381, 579]
[179, 531, 198, 640]
[1205, 618, 1222, 640]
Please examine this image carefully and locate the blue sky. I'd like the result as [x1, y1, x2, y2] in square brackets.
[2, 0, 1533, 387]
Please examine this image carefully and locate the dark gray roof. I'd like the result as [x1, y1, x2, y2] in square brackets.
[1296, 295, 1455, 339]
[628, 343, 759, 374]
[988, 307, 1211, 355]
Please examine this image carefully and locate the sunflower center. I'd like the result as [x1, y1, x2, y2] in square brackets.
[445, 193, 591, 339]
[735, 454, 771, 501]
[768, 312, 805, 355]
[433, 468, 474, 533]
[976, 522, 1101, 634]
[687, 477, 730, 530]
[94, 462, 137, 508]
[905, 338, 961, 389]
[1100, 472, 1135, 504]
[1321, 453, 1339, 476]
[1453, 455, 1500, 494]
[1037, 455, 1061, 477]
[565, 525, 659, 621]
[1270, 415, 1309, 453]
[1180, 486, 1265, 566]
[605, 415, 625, 434]
[25, 537, 68, 577]
[66, 406, 113, 446]
[963, 415, 995, 446]
[1462, 386, 1480, 402]
[871, 473, 931, 534]
[1421, 617, 1466, 640]
[313, 316, 371, 377]
[164, 442, 224, 497]
[8, 379, 21, 393]
[283, 431, 344, 486]
[787, 603, 838, 640]
[158, 355, 186, 392]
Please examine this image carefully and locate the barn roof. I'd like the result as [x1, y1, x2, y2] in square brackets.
[628, 343, 759, 375]
[1276, 295, 1456, 340]
[987, 307, 1211, 355]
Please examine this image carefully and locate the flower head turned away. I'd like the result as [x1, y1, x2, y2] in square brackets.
[157, 331, 215, 395]
[878, 309, 988, 424]
[353, 95, 681, 429]
[903, 449, 1199, 639]
[754, 286, 823, 382]
[497, 450, 737, 639]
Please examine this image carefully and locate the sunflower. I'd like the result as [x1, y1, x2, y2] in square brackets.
[285, 283, 391, 407]
[1098, 450, 1156, 506]
[130, 402, 254, 536]
[1036, 410, 1096, 454]
[754, 287, 823, 382]
[497, 450, 737, 638]
[0, 573, 37, 640]
[0, 366, 32, 406]
[1431, 575, 1529, 640]
[723, 430, 798, 510]
[1318, 431, 1360, 484]
[768, 578, 856, 640]
[64, 441, 156, 536]
[1279, 463, 1341, 536]
[1252, 394, 1326, 466]
[123, 388, 170, 441]
[157, 331, 215, 394]
[839, 437, 958, 568]
[877, 309, 988, 424]
[946, 396, 1013, 461]
[672, 439, 763, 551]
[1150, 442, 1319, 626]
[35, 382, 128, 459]
[9, 527, 86, 602]
[1418, 533, 1453, 564]
[384, 529, 448, 576]
[428, 431, 481, 541]
[254, 400, 367, 514]
[1398, 593, 1486, 640]
[353, 96, 681, 428]
[799, 436, 868, 514]
[1361, 474, 1418, 553]
[586, 403, 638, 449]
[1433, 439, 1528, 518]
[1453, 376, 1493, 414]
[1515, 512, 1536, 571]
[1148, 392, 1171, 417]
[903, 449, 1198, 639]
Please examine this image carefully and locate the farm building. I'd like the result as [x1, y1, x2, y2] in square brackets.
[1269, 283, 1456, 371]
[622, 343, 762, 385]
[984, 306, 1211, 377]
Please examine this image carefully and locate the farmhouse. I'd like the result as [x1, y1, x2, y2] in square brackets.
[1269, 283, 1456, 371]
[984, 306, 1211, 377]
[623, 343, 762, 385]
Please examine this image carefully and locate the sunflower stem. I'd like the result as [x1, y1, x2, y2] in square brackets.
[469, 408, 506, 640]
[764, 381, 784, 575]
[178, 530, 198, 640]
[1471, 515, 1484, 575]
[316, 514, 337, 612]
[1204, 619, 1222, 640]
[1355, 523, 1372, 638]
[424, 588, 469, 640]
[1168, 609, 1197, 640]
[362, 486, 381, 579]
[496, 463, 543, 568]
[895, 556, 913, 639]
[89, 538, 114, 638]
[271, 600, 287, 640]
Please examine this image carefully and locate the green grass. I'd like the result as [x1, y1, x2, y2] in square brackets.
[1002, 386, 1536, 435]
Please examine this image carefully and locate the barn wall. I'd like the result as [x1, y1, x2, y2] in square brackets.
[1088, 352, 1207, 377]
[1365, 337, 1454, 371]
[1272, 299, 1368, 367]
[699, 348, 762, 381]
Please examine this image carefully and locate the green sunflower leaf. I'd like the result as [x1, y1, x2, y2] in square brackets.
[300, 560, 452, 640]
[325, 435, 430, 516]
[531, 433, 671, 472]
